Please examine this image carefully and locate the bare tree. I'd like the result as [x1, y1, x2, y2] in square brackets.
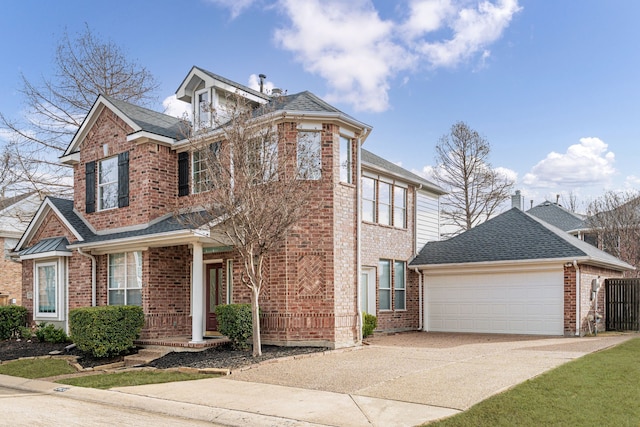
[185, 93, 317, 356]
[586, 190, 640, 277]
[0, 24, 158, 197]
[433, 121, 514, 235]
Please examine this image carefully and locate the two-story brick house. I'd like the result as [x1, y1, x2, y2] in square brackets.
[15, 66, 444, 348]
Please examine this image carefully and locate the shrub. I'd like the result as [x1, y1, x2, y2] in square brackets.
[0, 305, 28, 340]
[35, 322, 69, 343]
[362, 312, 377, 338]
[69, 306, 144, 358]
[215, 304, 253, 350]
[18, 326, 34, 340]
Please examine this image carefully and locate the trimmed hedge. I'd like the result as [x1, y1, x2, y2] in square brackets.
[0, 305, 28, 340]
[215, 303, 252, 350]
[35, 322, 69, 343]
[362, 312, 377, 338]
[69, 306, 144, 358]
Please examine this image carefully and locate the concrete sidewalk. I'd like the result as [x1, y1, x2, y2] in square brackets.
[0, 332, 634, 426]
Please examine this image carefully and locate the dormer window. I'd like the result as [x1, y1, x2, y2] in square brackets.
[195, 89, 210, 130]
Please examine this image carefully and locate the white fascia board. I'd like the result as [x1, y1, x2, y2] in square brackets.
[59, 152, 80, 165]
[19, 251, 72, 261]
[127, 131, 176, 146]
[415, 258, 578, 275]
[67, 230, 201, 254]
[288, 111, 372, 140]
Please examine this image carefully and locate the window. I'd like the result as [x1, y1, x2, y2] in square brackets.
[35, 262, 57, 316]
[339, 136, 352, 183]
[226, 259, 233, 304]
[362, 177, 376, 222]
[98, 156, 118, 210]
[379, 259, 391, 310]
[195, 89, 210, 130]
[394, 261, 406, 310]
[248, 135, 278, 183]
[378, 181, 391, 226]
[108, 252, 142, 306]
[297, 131, 321, 180]
[361, 175, 407, 229]
[393, 186, 406, 228]
[193, 142, 220, 194]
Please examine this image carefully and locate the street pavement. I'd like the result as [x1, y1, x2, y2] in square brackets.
[0, 332, 634, 426]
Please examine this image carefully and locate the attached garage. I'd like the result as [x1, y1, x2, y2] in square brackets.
[425, 265, 564, 335]
[410, 208, 634, 336]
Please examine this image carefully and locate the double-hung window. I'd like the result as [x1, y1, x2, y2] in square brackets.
[339, 136, 352, 184]
[193, 142, 220, 193]
[98, 156, 118, 210]
[297, 131, 321, 180]
[108, 252, 142, 306]
[393, 186, 406, 228]
[378, 181, 392, 226]
[394, 261, 406, 310]
[362, 177, 376, 222]
[195, 89, 210, 130]
[378, 259, 406, 312]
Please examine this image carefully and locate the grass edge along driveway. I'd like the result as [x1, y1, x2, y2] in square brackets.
[427, 337, 640, 426]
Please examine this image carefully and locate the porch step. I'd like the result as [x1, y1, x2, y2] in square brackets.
[124, 347, 171, 367]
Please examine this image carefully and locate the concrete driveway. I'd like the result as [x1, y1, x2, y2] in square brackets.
[113, 331, 634, 426]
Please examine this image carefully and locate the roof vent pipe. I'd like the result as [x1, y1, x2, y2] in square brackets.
[259, 74, 266, 93]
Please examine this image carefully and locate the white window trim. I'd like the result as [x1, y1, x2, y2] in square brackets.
[297, 130, 322, 180]
[394, 260, 407, 311]
[108, 251, 143, 306]
[34, 259, 66, 320]
[378, 259, 392, 312]
[98, 156, 118, 211]
[194, 88, 211, 131]
[339, 135, 352, 184]
[226, 259, 233, 304]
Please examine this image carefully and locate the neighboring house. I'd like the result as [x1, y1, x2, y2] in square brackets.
[410, 207, 634, 336]
[524, 196, 598, 246]
[14, 66, 444, 348]
[0, 192, 41, 305]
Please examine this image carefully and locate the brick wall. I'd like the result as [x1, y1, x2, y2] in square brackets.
[564, 263, 623, 335]
[74, 108, 180, 231]
[0, 237, 22, 305]
[361, 183, 419, 332]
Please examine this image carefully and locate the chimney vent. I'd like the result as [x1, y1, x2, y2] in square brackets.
[259, 74, 266, 93]
[511, 190, 524, 210]
[271, 88, 282, 97]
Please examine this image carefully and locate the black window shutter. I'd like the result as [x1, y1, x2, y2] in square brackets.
[85, 161, 96, 213]
[118, 151, 129, 208]
[178, 151, 189, 196]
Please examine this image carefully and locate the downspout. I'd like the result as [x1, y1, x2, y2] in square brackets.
[573, 260, 580, 336]
[356, 137, 363, 344]
[78, 248, 97, 307]
[414, 267, 423, 330]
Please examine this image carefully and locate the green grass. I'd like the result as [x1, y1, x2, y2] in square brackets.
[57, 370, 216, 389]
[0, 358, 77, 379]
[428, 337, 640, 426]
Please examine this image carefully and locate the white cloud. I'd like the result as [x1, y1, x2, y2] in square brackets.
[495, 166, 517, 182]
[522, 137, 616, 189]
[205, 0, 258, 19]
[162, 95, 191, 119]
[624, 175, 640, 190]
[209, 0, 521, 112]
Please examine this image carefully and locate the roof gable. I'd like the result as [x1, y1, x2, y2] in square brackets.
[527, 201, 586, 232]
[175, 66, 270, 104]
[411, 207, 633, 271]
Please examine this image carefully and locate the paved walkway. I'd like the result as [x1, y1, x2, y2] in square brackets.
[1, 332, 635, 426]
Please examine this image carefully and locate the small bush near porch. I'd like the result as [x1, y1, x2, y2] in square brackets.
[215, 304, 252, 350]
[69, 306, 144, 357]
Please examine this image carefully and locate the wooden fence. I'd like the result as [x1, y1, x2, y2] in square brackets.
[605, 278, 640, 331]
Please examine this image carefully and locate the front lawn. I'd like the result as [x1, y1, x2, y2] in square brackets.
[428, 337, 640, 426]
[57, 370, 215, 389]
[0, 358, 76, 379]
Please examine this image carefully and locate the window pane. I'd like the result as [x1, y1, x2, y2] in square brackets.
[393, 186, 406, 228]
[127, 289, 142, 306]
[362, 177, 376, 222]
[98, 157, 118, 210]
[109, 253, 125, 289]
[197, 91, 209, 128]
[297, 131, 321, 180]
[109, 251, 143, 306]
[378, 182, 391, 225]
[339, 136, 352, 183]
[109, 290, 125, 306]
[37, 264, 56, 313]
[379, 260, 391, 310]
[394, 261, 406, 310]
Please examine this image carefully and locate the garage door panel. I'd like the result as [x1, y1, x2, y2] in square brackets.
[426, 269, 564, 335]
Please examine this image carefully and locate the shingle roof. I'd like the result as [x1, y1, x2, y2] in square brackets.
[104, 96, 189, 140]
[527, 201, 587, 232]
[194, 66, 270, 101]
[410, 207, 633, 271]
[47, 197, 95, 242]
[361, 149, 445, 194]
[0, 192, 36, 212]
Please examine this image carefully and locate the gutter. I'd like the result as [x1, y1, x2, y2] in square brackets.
[414, 267, 423, 330]
[356, 137, 363, 344]
[77, 248, 97, 307]
[573, 260, 580, 336]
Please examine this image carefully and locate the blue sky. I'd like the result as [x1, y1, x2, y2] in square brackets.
[1, 0, 639, 212]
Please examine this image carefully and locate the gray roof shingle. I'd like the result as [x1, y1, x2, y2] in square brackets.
[410, 207, 632, 271]
[527, 201, 586, 232]
[361, 149, 445, 193]
[104, 96, 189, 140]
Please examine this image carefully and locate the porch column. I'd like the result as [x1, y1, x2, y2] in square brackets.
[190, 242, 204, 343]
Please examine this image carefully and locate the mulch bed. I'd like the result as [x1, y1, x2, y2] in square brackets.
[0, 339, 327, 370]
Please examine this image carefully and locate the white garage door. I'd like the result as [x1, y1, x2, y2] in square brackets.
[425, 268, 564, 335]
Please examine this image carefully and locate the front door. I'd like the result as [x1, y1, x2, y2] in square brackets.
[206, 263, 224, 331]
